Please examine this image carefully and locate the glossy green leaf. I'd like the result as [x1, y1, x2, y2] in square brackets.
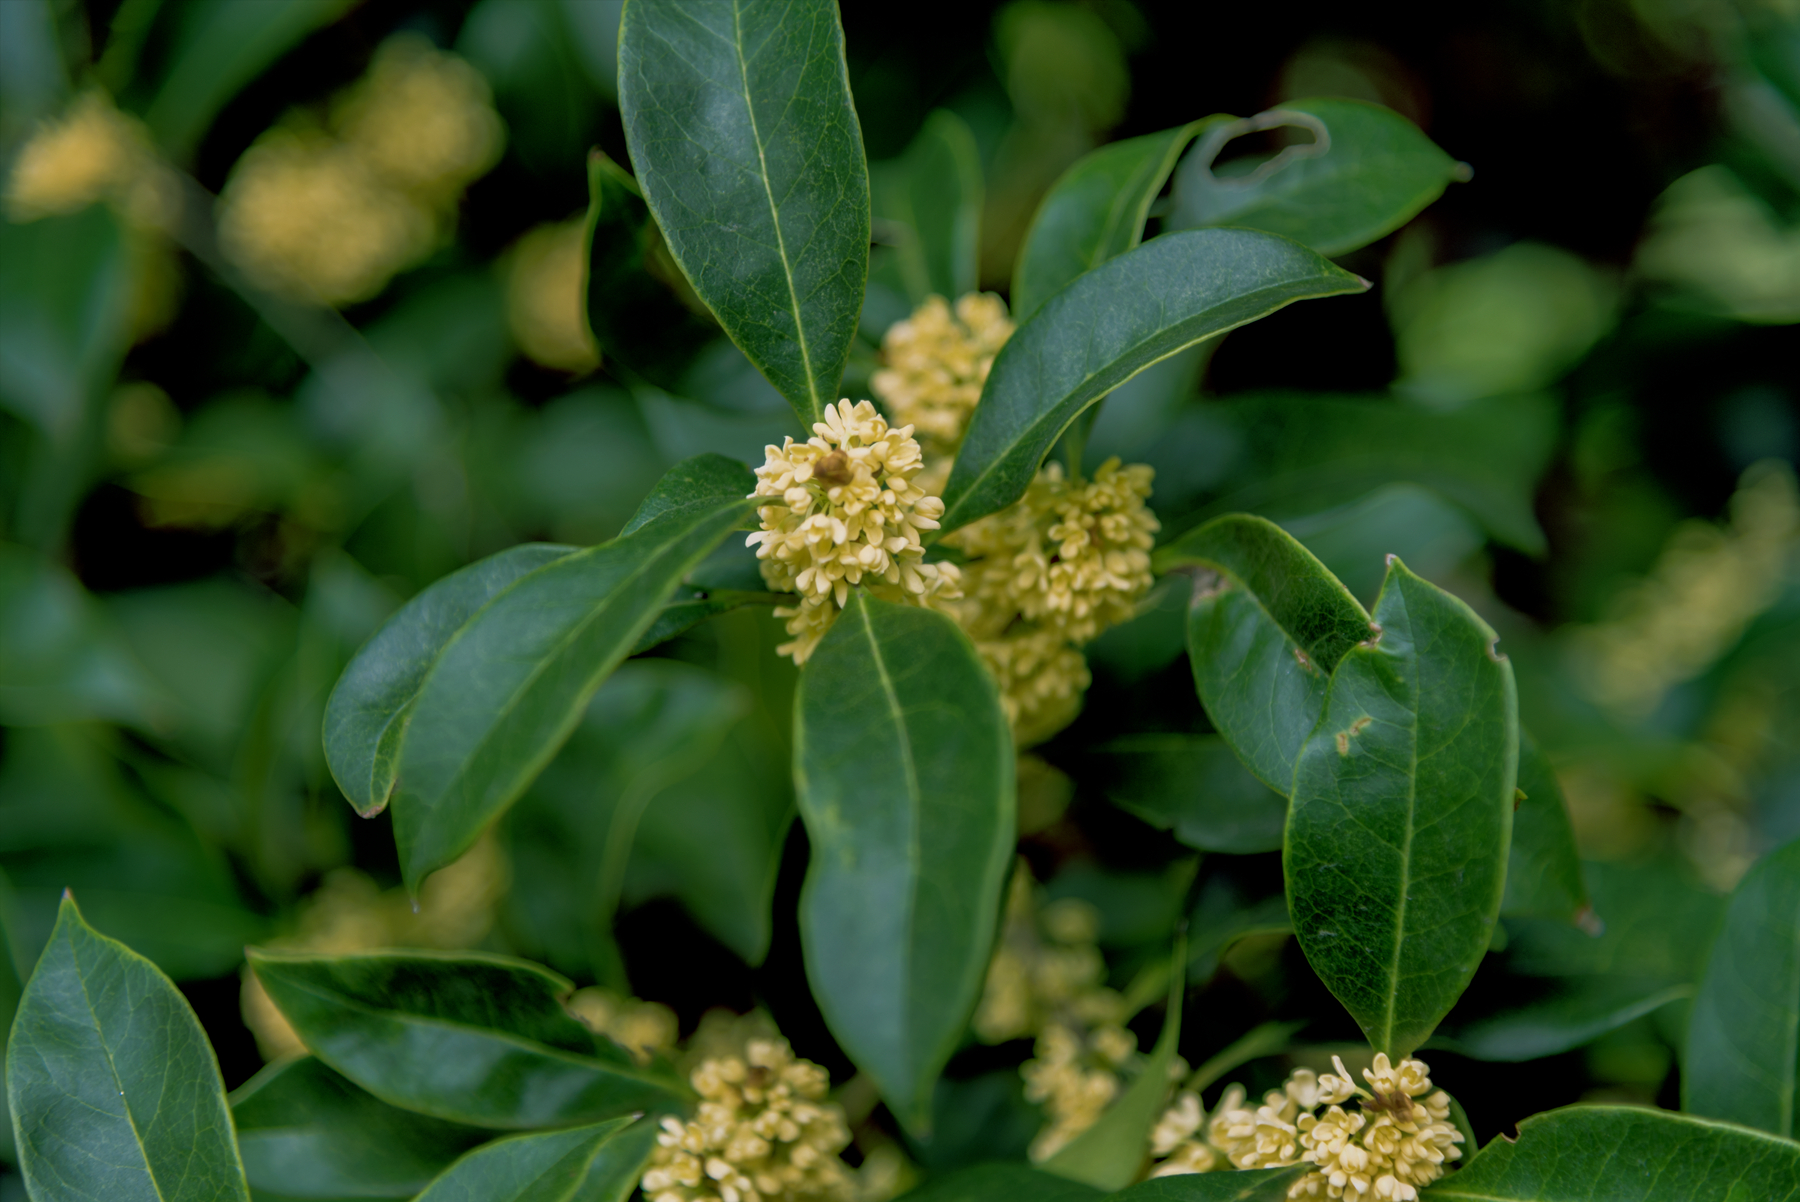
[1286, 558, 1517, 1058]
[876, 109, 984, 304]
[231, 1056, 488, 1199]
[1502, 732, 1590, 924]
[5, 894, 250, 1202]
[1168, 98, 1460, 257]
[618, 0, 870, 426]
[323, 543, 574, 818]
[896, 1164, 1104, 1202]
[390, 455, 756, 890]
[1012, 120, 1211, 321]
[1155, 514, 1372, 793]
[1684, 836, 1800, 1137]
[1092, 733, 1287, 854]
[246, 949, 686, 1129]
[1433, 975, 1692, 1062]
[144, 0, 357, 158]
[1045, 933, 1186, 1189]
[795, 593, 1014, 1132]
[1423, 1105, 1800, 1201]
[414, 1118, 655, 1202]
[940, 230, 1365, 533]
[582, 150, 718, 390]
[1504, 858, 1725, 983]
[1106, 1167, 1306, 1202]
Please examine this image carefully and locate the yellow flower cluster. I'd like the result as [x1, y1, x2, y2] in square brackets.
[507, 217, 600, 371]
[566, 987, 678, 1066]
[870, 292, 1014, 493]
[975, 866, 1166, 1161]
[1570, 460, 1798, 719]
[4, 91, 176, 227]
[240, 837, 508, 1060]
[642, 1037, 854, 1202]
[942, 458, 1159, 743]
[217, 35, 503, 305]
[748, 399, 962, 663]
[1164, 1054, 1462, 1200]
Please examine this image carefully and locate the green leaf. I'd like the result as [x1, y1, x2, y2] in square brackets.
[794, 593, 1015, 1132]
[1012, 120, 1209, 321]
[1433, 975, 1692, 1062]
[390, 456, 756, 891]
[1505, 859, 1725, 983]
[618, 0, 870, 426]
[1106, 1167, 1307, 1202]
[1422, 1105, 1800, 1201]
[1685, 836, 1800, 1137]
[1185, 871, 1291, 984]
[942, 229, 1365, 533]
[582, 150, 718, 390]
[246, 949, 686, 1129]
[231, 1056, 489, 1199]
[875, 109, 984, 304]
[1091, 733, 1287, 854]
[324, 543, 574, 818]
[1045, 933, 1187, 1189]
[1168, 98, 1461, 257]
[414, 1118, 655, 1202]
[1502, 732, 1590, 924]
[895, 1164, 1104, 1202]
[1185, 1020, 1307, 1094]
[144, 0, 357, 158]
[1286, 558, 1517, 1058]
[1155, 513, 1372, 793]
[5, 893, 250, 1202]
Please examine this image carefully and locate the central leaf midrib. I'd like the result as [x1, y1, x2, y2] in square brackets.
[730, 0, 820, 418]
[69, 930, 171, 1202]
[424, 501, 746, 808]
[856, 598, 921, 1069]
[1379, 585, 1419, 1054]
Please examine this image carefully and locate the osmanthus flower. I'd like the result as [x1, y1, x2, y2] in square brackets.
[565, 987, 677, 1066]
[870, 292, 1014, 492]
[640, 1037, 854, 1202]
[3, 91, 176, 226]
[747, 399, 962, 664]
[1185, 1054, 1463, 1200]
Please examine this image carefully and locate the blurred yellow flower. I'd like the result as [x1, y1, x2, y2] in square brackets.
[566, 987, 678, 1066]
[216, 35, 503, 306]
[748, 399, 962, 663]
[871, 292, 1014, 492]
[4, 91, 175, 228]
[507, 218, 600, 371]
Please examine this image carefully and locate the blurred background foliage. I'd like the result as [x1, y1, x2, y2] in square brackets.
[0, 0, 1797, 1186]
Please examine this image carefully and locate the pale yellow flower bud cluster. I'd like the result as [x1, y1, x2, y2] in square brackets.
[1173, 1054, 1461, 1200]
[941, 458, 1159, 744]
[1570, 460, 1798, 719]
[748, 399, 963, 663]
[642, 1037, 854, 1202]
[974, 866, 1169, 1161]
[217, 35, 503, 306]
[566, 987, 678, 1066]
[4, 91, 177, 227]
[870, 292, 1013, 493]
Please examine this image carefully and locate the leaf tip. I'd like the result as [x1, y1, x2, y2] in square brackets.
[1574, 904, 1605, 937]
[1451, 161, 1475, 183]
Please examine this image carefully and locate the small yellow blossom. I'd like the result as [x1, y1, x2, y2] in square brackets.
[508, 218, 600, 371]
[566, 987, 678, 1066]
[641, 1038, 854, 1202]
[4, 91, 175, 227]
[216, 35, 503, 305]
[747, 399, 962, 663]
[971, 626, 1091, 747]
[870, 293, 1013, 490]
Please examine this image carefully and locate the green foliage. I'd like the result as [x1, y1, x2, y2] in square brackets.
[940, 230, 1366, 532]
[1087, 733, 1287, 854]
[1502, 733, 1590, 923]
[411, 1118, 654, 1202]
[795, 594, 1015, 1131]
[1424, 1106, 1800, 1201]
[897, 1164, 1103, 1202]
[389, 456, 756, 890]
[1684, 836, 1800, 1138]
[5, 894, 250, 1202]
[246, 949, 686, 1128]
[618, 0, 870, 427]
[874, 109, 984, 305]
[1107, 1169, 1306, 1201]
[1286, 558, 1517, 1058]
